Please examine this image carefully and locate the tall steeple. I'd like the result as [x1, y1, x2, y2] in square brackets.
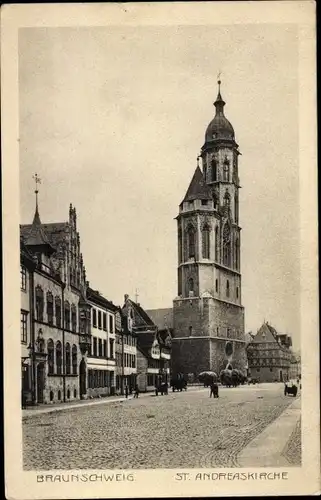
[24, 174, 55, 255]
[204, 77, 235, 143]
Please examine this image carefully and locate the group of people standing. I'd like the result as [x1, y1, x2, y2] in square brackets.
[125, 384, 140, 399]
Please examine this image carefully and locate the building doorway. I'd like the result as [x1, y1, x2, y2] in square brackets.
[280, 370, 283, 382]
[79, 359, 86, 399]
[36, 363, 45, 403]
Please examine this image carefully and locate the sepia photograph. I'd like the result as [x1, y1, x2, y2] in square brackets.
[2, 2, 319, 499]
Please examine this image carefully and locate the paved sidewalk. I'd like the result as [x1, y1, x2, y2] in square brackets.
[22, 386, 205, 419]
[22, 392, 151, 418]
[237, 396, 301, 467]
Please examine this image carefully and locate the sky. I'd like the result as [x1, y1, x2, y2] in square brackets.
[19, 24, 300, 348]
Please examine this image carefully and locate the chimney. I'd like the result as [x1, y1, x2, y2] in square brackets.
[124, 294, 129, 302]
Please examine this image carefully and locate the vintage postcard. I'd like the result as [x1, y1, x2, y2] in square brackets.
[2, 1, 319, 498]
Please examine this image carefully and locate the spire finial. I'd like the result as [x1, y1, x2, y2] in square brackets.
[32, 173, 41, 212]
[217, 71, 221, 90]
[197, 156, 200, 168]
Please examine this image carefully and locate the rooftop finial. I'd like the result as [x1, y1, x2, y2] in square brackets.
[197, 156, 200, 168]
[32, 173, 41, 211]
[217, 71, 221, 90]
[214, 72, 225, 113]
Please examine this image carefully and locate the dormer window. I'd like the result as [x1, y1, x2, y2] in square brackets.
[201, 200, 208, 206]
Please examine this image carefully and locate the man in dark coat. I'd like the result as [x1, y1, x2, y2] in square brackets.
[210, 382, 219, 398]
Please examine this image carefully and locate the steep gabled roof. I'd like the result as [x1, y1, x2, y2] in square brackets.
[182, 167, 211, 203]
[87, 287, 119, 312]
[21, 207, 56, 254]
[145, 307, 173, 330]
[21, 222, 68, 250]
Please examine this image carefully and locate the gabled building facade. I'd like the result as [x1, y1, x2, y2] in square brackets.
[122, 295, 171, 392]
[20, 202, 91, 405]
[172, 81, 246, 378]
[246, 322, 293, 382]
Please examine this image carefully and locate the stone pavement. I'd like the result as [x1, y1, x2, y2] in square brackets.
[23, 384, 298, 470]
[237, 395, 301, 467]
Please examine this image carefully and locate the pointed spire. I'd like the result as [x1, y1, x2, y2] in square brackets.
[214, 75, 225, 115]
[25, 174, 55, 255]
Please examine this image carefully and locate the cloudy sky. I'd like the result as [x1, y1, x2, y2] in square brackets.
[19, 24, 300, 347]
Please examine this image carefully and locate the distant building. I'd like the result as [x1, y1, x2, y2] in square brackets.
[115, 304, 137, 394]
[123, 296, 171, 392]
[246, 322, 293, 382]
[87, 288, 118, 397]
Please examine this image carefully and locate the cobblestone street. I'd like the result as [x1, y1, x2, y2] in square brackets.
[23, 384, 300, 470]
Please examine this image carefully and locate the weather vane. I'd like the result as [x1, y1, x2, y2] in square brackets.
[32, 173, 41, 207]
[217, 70, 222, 88]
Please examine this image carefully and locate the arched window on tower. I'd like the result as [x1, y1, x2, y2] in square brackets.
[222, 223, 231, 267]
[46, 291, 54, 325]
[64, 301, 70, 330]
[211, 159, 217, 182]
[187, 225, 196, 259]
[226, 280, 230, 298]
[235, 237, 240, 270]
[202, 224, 210, 259]
[224, 191, 231, 209]
[178, 229, 182, 263]
[215, 226, 219, 261]
[235, 192, 239, 224]
[188, 278, 194, 297]
[223, 158, 230, 182]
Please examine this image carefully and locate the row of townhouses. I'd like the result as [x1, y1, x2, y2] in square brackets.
[20, 201, 172, 406]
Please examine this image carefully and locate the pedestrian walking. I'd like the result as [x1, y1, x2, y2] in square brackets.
[210, 382, 219, 398]
[134, 384, 139, 398]
[125, 385, 129, 399]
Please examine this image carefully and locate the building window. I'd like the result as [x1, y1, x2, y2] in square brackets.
[270, 368, 273, 372]
[223, 160, 229, 181]
[35, 286, 44, 322]
[215, 279, 218, 293]
[211, 159, 217, 182]
[109, 316, 114, 333]
[103, 313, 107, 331]
[187, 225, 195, 259]
[98, 339, 102, 357]
[226, 280, 230, 298]
[56, 341, 62, 375]
[47, 339, 54, 374]
[98, 311, 102, 329]
[257, 368, 260, 372]
[202, 225, 210, 259]
[93, 309, 97, 328]
[65, 343, 71, 375]
[132, 355, 136, 368]
[222, 223, 231, 267]
[109, 339, 114, 359]
[46, 292, 54, 325]
[215, 226, 219, 261]
[235, 238, 240, 270]
[64, 301, 70, 330]
[93, 337, 97, 357]
[21, 311, 28, 343]
[103, 340, 107, 357]
[20, 266, 27, 291]
[189, 326, 192, 336]
[71, 305, 77, 332]
[236, 287, 239, 299]
[188, 278, 194, 295]
[72, 345, 77, 375]
[55, 297, 61, 328]
[201, 200, 208, 206]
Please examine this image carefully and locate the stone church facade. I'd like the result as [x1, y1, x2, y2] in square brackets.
[172, 82, 247, 377]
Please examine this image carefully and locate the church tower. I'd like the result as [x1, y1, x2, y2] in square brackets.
[172, 80, 247, 377]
